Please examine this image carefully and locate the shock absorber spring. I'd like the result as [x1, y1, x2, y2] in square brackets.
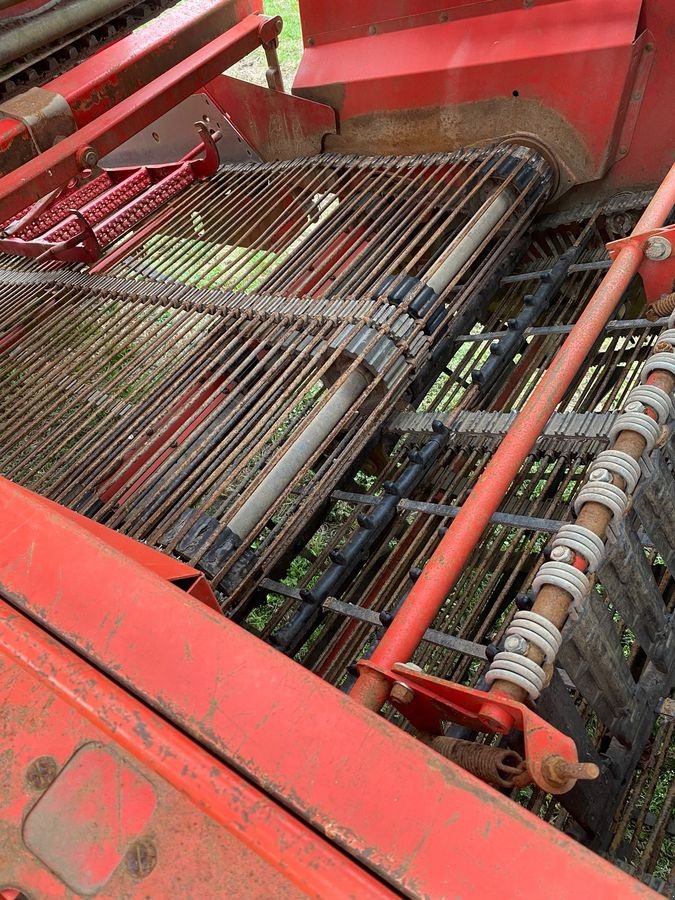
[427, 736, 527, 789]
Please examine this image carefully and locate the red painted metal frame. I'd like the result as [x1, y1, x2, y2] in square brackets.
[299, 0, 570, 45]
[294, 0, 674, 194]
[0, 601, 387, 897]
[0, 13, 282, 223]
[25, 485, 221, 612]
[351, 161, 675, 715]
[0, 476, 653, 898]
[0, 0, 262, 173]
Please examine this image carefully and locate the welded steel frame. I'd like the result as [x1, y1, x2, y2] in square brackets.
[0, 476, 652, 897]
[294, 0, 674, 197]
[0, 0, 262, 173]
[0, 13, 283, 223]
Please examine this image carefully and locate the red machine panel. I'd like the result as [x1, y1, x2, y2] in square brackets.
[293, 0, 672, 198]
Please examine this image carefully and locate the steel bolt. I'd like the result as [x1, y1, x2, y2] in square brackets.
[78, 146, 99, 169]
[624, 400, 645, 413]
[125, 838, 157, 879]
[25, 756, 58, 791]
[504, 634, 529, 654]
[550, 545, 575, 563]
[390, 681, 414, 705]
[541, 755, 600, 788]
[588, 467, 612, 484]
[368, 24, 376, 35]
[644, 236, 672, 261]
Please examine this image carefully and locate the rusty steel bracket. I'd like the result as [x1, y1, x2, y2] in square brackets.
[607, 223, 675, 304]
[361, 660, 598, 795]
[0, 86, 76, 158]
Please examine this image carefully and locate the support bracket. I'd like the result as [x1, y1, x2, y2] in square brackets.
[360, 660, 595, 795]
[608, 223, 675, 303]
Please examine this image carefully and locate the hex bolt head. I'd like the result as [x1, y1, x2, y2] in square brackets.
[77, 146, 99, 170]
[504, 634, 529, 654]
[390, 681, 415, 704]
[644, 236, 672, 261]
[125, 838, 157, 879]
[624, 400, 644, 413]
[550, 545, 575, 563]
[25, 756, 58, 791]
[589, 467, 612, 484]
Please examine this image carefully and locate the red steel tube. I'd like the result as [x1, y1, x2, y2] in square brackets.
[0, 13, 280, 223]
[351, 162, 675, 712]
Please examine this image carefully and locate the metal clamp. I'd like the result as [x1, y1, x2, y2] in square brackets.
[0, 87, 76, 158]
[551, 522, 606, 571]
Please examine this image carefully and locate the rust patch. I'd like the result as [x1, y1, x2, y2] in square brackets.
[314, 97, 595, 197]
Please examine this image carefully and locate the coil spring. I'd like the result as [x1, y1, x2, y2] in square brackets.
[485, 650, 546, 700]
[504, 609, 562, 663]
[430, 737, 526, 789]
[551, 522, 605, 571]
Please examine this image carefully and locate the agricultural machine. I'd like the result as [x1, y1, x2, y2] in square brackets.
[0, 0, 674, 895]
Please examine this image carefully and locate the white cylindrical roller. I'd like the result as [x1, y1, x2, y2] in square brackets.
[505, 609, 562, 663]
[608, 411, 661, 454]
[588, 449, 642, 493]
[642, 352, 675, 381]
[485, 651, 546, 700]
[425, 191, 512, 295]
[573, 481, 629, 523]
[656, 327, 675, 347]
[624, 384, 673, 425]
[227, 369, 367, 540]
